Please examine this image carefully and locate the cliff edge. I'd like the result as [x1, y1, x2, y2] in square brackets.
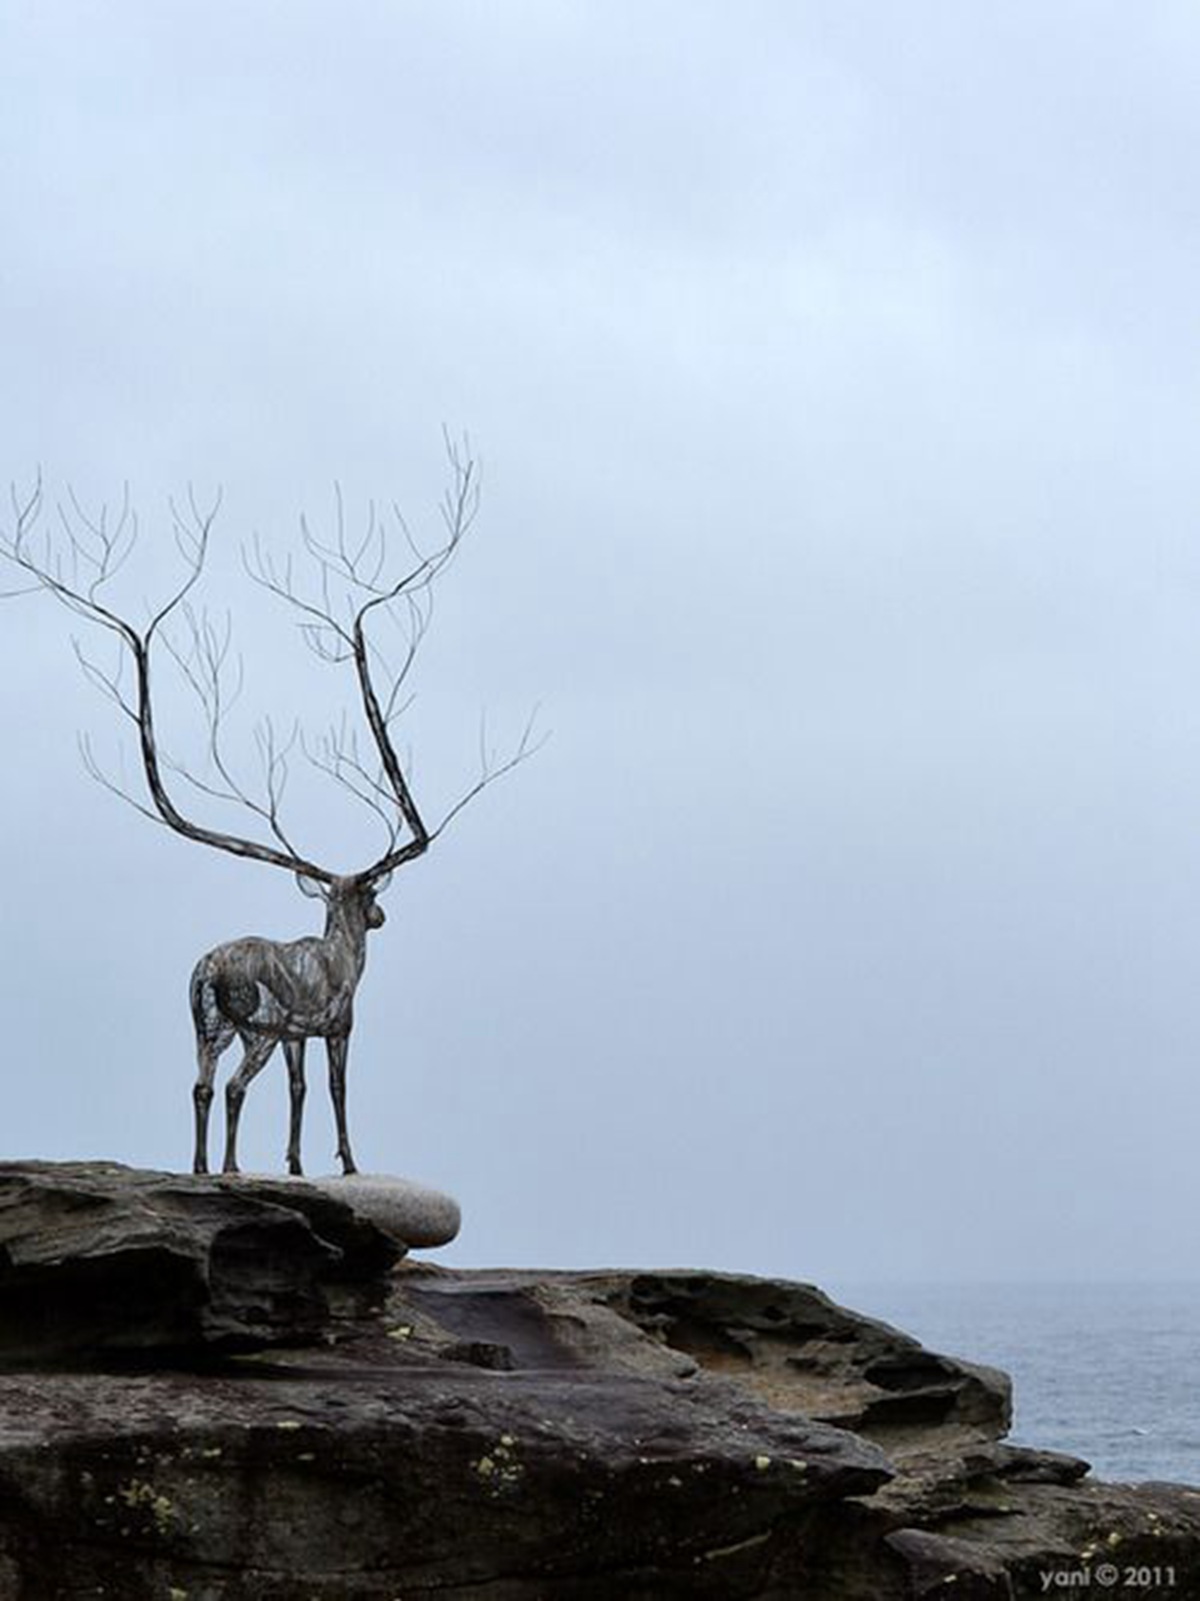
[0, 1162, 1194, 1599]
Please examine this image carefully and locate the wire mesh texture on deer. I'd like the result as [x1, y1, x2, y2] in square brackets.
[191, 871, 391, 1177]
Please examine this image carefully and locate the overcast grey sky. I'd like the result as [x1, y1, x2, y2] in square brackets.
[1, 3, 1197, 1285]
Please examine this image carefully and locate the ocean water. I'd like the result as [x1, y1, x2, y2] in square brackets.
[833, 1281, 1200, 1486]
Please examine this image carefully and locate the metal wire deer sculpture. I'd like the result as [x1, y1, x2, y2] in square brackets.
[0, 446, 537, 1176]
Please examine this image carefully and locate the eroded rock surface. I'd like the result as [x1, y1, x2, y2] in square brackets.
[0, 1166, 1195, 1598]
[0, 1160, 402, 1357]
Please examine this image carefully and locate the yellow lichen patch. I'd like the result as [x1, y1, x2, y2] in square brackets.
[753, 1455, 771, 1471]
[473, 1436, 524, 1495]
[117, 1479, 176, 1534]
[387, 1325, 413, 1341]
[275, 1420, 303, 1431]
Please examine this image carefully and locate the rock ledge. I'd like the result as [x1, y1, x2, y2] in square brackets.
[0, 1164, 1195, 1599]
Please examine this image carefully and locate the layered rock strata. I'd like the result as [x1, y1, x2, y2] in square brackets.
[0, 1163, 1193, 1599]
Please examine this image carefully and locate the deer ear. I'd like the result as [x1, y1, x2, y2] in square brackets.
[295, 873, 328, 900]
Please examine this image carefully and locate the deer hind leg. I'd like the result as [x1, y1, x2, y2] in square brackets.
[193, 1041, 224, 1177]
[222, 1033, 279, 1175]
[283, 1039, 307, 1177]
[192, 973, 236, 1176]
[326, 1035, 358, 1176]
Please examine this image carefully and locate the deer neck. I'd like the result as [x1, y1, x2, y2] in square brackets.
[323, 900, 370, 984]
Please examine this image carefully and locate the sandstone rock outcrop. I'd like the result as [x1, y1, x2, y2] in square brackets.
[0, 1160, 404, 1358]
[0, 1163, 1195, 1598]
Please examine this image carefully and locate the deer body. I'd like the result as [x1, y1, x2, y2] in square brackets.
[190, 876, 386, 1177]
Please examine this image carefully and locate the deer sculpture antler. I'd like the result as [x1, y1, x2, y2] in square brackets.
[0, 444, 540, 1174]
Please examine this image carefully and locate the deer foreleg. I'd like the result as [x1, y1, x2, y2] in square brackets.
[327, 1035, 358, 1176]
[284, 1039, 307, 1176]
[223, 1035, 278, 1175]
[191, 967, 234, 1177]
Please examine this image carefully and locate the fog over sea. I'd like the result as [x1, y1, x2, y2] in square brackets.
[833, 1282, 1200, 1486]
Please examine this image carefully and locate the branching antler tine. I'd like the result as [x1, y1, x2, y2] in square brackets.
[8, 470, 43, 537]
[188, 481, 223, 533]
[296, 620, 341, 662]
[383, 685, 416, 727]
[334, 482, 347, 569]
[1, 502, 135, 649]
[72, 637, 137, 722]
[391, 502, 423, 566]
[359, 501, 376, 580]
[53, 498, 73, 548]
[145, 510, 210, 643]
[108, 483, 135, 574]
[59, 495, 101, 583]
[518, 702, 546, 758]
[1, 476, 46, 589]
[114, 504, 138, 583]
[300, 507, 352, 586]
[222, 639, 246, 717]
[360, 502, 388, 591]
[244, 530, 265, 582]
[78, 731, 168, 827]
[170, 645, 277, 851]
[301, 722, 402, 851]
[157, 736, 291, 857]
[10, 447, 538, 893]
[410, 585, 433, 649]
[320, 554, 336, 625]
[428, 705, 547, 844]
[439, 434, 480, 542]
[0, 484, 44, 592]
[349, 603, 429, 875]
[245, 530, 357, 653]
[84, 506, 330, 878]
[170, 489, 213, 570]
[1, 480, 348, 884]
[249, 714, 303, 857]
[354, 490, 377, 580]
[203, 608, 237, 684]
[160, 611, 218, 720]
[64, 484, 106, 544]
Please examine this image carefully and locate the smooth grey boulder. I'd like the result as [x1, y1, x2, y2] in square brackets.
[262, 1171, 462, 1247]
